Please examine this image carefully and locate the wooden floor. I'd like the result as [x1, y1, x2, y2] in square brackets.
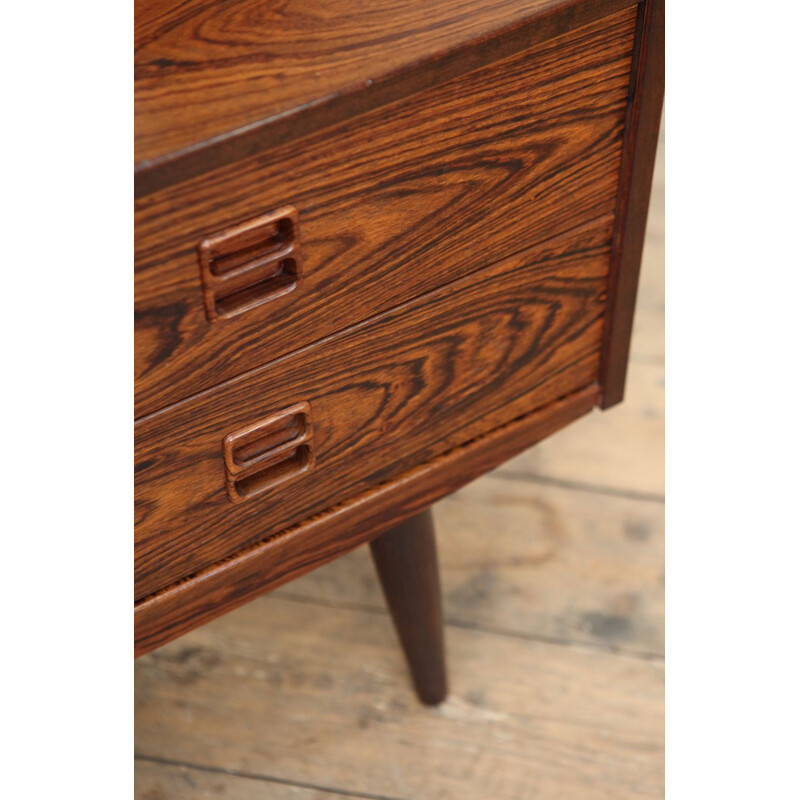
[135, 129, 665, 800]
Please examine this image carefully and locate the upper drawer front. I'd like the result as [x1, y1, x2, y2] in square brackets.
[135, 217, 612, 599]
[134, 7, 637, 417]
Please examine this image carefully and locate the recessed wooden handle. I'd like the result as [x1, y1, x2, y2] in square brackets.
[198, 207, 302, 321]
[223, 402, 314, 503]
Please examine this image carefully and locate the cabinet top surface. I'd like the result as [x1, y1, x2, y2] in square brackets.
[135, 0, 617, 177]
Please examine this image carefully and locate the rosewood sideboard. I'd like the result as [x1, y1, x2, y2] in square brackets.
[135, 0, 664, 705]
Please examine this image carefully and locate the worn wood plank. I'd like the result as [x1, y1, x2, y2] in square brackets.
[135, 760, 364, 800]
[276, 473, 664, 656]
[135, 599, 664, 800]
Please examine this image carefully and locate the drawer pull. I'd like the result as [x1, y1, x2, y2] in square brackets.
[233, 445, 313, 501]
[198, 207, 302, 322]
[223, 402, 314, 503]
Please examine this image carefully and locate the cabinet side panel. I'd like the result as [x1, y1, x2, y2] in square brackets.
[599, 0, 664, 408]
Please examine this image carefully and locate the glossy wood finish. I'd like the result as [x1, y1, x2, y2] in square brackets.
[600, 0, 664, 407]
[134, 0, 636, 193]
[134, 8, 637, 417]
[135, 385, 599, 656]
[136, 218, 611, 599]
[133, 0, 663, 676]
[370, 509, 447, 705]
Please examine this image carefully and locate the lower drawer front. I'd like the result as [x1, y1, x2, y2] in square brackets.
[135, 217, 612, 599]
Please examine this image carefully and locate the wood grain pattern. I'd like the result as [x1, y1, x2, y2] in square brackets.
[135, 219, 611, 600]
[134, 0, 636, 188]
[135, 385, 599, 656]
[135, 595, 664, 799]
[134, 8, 637, 417]
[600, 0, 664, 407]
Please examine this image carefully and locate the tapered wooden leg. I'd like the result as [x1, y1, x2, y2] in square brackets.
[369, 508, 447, 705]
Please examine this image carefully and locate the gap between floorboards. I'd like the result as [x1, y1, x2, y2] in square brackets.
[272, 591, 665, 662]
[135, 754, 406, 800]
[490, 469, 665, 503]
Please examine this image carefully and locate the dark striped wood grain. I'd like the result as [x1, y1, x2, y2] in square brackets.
[135, 217, 612, 600]
[135, 6, 638, 418]
[134, 0, 636, 181]
[135, 384, 599, 655]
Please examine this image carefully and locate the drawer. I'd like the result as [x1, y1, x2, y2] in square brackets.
[135, 216, 612, 599]
[134, 7, 637, 417]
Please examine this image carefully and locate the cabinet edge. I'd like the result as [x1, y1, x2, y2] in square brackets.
[599, 0, 664, 408]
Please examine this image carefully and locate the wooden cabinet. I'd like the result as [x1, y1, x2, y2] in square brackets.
[134, 0, 664, 699]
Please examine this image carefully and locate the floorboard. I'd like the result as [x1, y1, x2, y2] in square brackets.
[135, 598, 664, 800]
[134, 758, 383, 799]
[276, 474, 664, 657]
